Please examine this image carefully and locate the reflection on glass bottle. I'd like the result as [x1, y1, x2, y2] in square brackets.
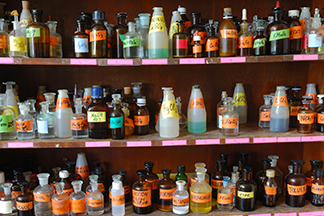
[112, 13, 128, 58]
[172, 20, 189, 58]
[37, 101, 55, 139]
[16, 182, 33, 216]
[157, 169, 176, 212]
[217, 176, 234, 211]
[311, 168, 324, 206]
[288, 10, 302, 54]
[297, 96, 314, 133]
[90, 11, 107, 58]
[144, 162, 159, 204]
[219, 8, 237, 57]
[173, 180, 189, 215]
[305, 159, 321, 201]
[15, 103, 35, 140]
[70, 180, 87, 216]
[259, 95, 271, 128]
[236, 167, 256, 211]
[33, 173, 55, 216]
[0, 18, 9, 57]
[9, 10, 27, 58]
[73, 20, 89, 58]
[123, 22, 141, 58]
[262, 169, 277, 207]
[132, 169, 152, 214]
[71, 98, 88, 139]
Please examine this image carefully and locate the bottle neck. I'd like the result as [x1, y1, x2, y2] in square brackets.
[292, 90, 300, 97]
[163, 173, 170, 180]
[139, 175, 145, 183]
[274, 11, 282, 21]
[257, 30, 264, 36]
[263, 164, 270, 171]
[178, 23, 184, 33]
[227, 103, 234, 111]
[312, 164, 320, 171]
[21, 187, 28, 195]
[240, 21, 249, 31]
[77, 23, 85, 32]
[293, 165, 301, 174]
[117, 17, 127, 25]
[192, 16, 201, 25]
[243, 172, 251, 180]
[217, 164, 224, 172]
[302, 102, 310, 108]
[75, 105, 82, 114]
[56, 185, 64, 195]
[33, 14, 42, 23]
[146, 167, 152, 174]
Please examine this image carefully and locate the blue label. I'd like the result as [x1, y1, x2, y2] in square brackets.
[110, 116, 124, 129]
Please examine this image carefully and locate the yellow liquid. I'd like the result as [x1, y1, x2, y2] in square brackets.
[190, 201, 212, 213]
[190, 181, 212, 213]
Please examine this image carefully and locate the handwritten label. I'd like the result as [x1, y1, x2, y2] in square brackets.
[56, 98, 72, 109]
[225, 138, 250, 144]
[191, 32, 207, 45]
[33, 193, 50, 202]
[311, 184, 324, 195]
[253, 137, 277, 143]
[0, 115, 14, 132]
[220, 29, 237, 38]
[63, 188, 73, 196]
[70, 58, 96, 65]
[123, 38, 141, 48]
[16, 120, 33, 132]
[50, 37, 58, 46]
[87, 198, 104, 207]
[107, 59, 133, 65]
[110, 116, 124, 129]
[142, 59, 168, 65]
[71, 199, 87, 213]
[90, 30, 106, 42]
[229, 185, 236, 196]
[289, 26, 303, 39]
[74, 38, 89, 53]
[176, 39, 188, 49]
[161, 100, 178, 118]
[220, 57, 246, 63]
[273, 96, 288, 106]
[260, 111, 270, 121]
[124, 118, 134, 128]
[298, 113, 314, 124]
[0, 36, 7, 49]
[287, 184, 306, 196]
[26, 28, 41, 38]
[290, 106, 301, 116]
[124, 185, 130, 194]
[189, 98, 205, 109]
[222, 117, 238, 129]
[0, 57, 14, 64]
[253, 38, 266, 49]
[234, 93, 247, 106]
[190, 191, 211, 203]
[206, 38, 219, 51]
[211, 179, 223, 189]
[149, 15, 165, 34]
[160, 188, 176, 200]
[179, 58, 205, 64]
[237, 191, 254, 199]
[16, 201, 33, 211]
[85, 141, 110, 147]
[127, 141, 152, 147]
[134, 115, 149, 126]
[306, 93, 318, 105]
[111, 194, 125, 206]
[293, 54, 318, 61]
[71, 119, 88, 131]
[195, 139, 220, 145]
[238, 36, 253, 49]
[75, 165, 89, 179]
[9, 37, 26, 52]
[88, 111, 106, 123]
[309, 34, 322, 48]
[162, 140, 187, 146]
[217, 193, 233, 204]
[52, 199, 69, 215]
[269, 29, 289, 41]
[277, 137, 301, 142]
[132, 189, 151, 207]
[265, 186, 277, 195]
[192, 45, 202, 54]
[173, 197, 189, 206]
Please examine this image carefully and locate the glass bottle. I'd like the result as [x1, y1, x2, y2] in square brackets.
[262, 169, 277, 207]
[187, 85, 206, 133]
[148, 7, 168, 58]
[172, 20, 189, 58]
[44, 93, 56, 114]
[86, 175, 100, 196]
[0, 183, 15, 215]
[186, 13, 207, 56]
[36, 86, 46, 111]
[51, 182, 69, 216]
[270, 86, 289, 132]
[190, 162, 210, 186]
[123, 22, 141, 58]
[289, 86, 302, 127]
[70, 98, 88, 139]
[75, 153, 90, 188]
[301, 18, 311, 53]
[286, 160, 306, 207]
[311, 168, 324, 206]
[55, 89, 72, 138]
[122, 102, 134, 136]
[229, 166, 239, 206]
[25, 99, 38, 136]
[59, 170, 73, 196]
[190, 168, 212, 213]
[233, 83, 247, 124]
[70, 180, 87, 216]
[82, 87, 91, 110]
[220, 153, 231, 176]
[134, 98, 149, 135]
[129, 82, 143, 118]
[26, 9, 50, 58]
[253, 26, 267, 55]
[137, 13, 150, 58]
[255, 158, 271, 201]
[108, 175, 121, 206]
[3, 81, 18, 117]
[109, 98, 125, 139]
[307, 8, 322, 54]
[266, 1, 289, 55]
[288, 10, 302, 54]
[268, 155, 283, 196]
[0, 18, 9, 57]
[111, 180, 125, 216]
[317, 95, 324, 132]
[177, 6, 191, 32]
[222, 98, 239, 136]
[217, 176, 234, 211]
[11, 169, 27, 206]
[173, 180, 189, 215]
[157, 169, 176, 212]
[19, 1, 32, 36]
[169, 11, 181, 58]
[192, 31, 202, 58]
[305, 159, 321, 201]
[87, 87, 108, 139]
[33, 173, 55, 216]
[211, 160, 225, 205]
[118, 170, 130, 204]
[144, 162, 159, 204]
[219, 8, 237, 57]
[74, 20, 89, 58]
[300, 7, 311, 30]
[305, 83, 318, 110]
[237, 9, 253, 56]
[86, 181, 104, 215]
[65, 162, 82, 182]
[217, 91, 228, 130]
[16, 182, 33, 216]
[176, 97, 188, 129]
[112, 13, 128, 58]
[236, 167, 257, 211]
[9, 11, 27, 58]
[78, 12, 91, 36]
[175, 165, 188, 189]
[37, 101, 55, 139]
[259, 95, 271, 128]
[205, 19, 219, 57]
[297, 96, 314, 133]
[49, 167, 61, 188]
[132, 169, 152, 214]
[0, 94, 16, 140]
[47, 21, 62, 58]
[90, 10, 107, 58]
[15, 103, 35, 140]
[94, 167, 107, 201]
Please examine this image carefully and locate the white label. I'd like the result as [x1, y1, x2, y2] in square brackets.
[74, 38, 89, 53]
[218, 116, 222, 129]
[0, 200, 12, 214]
[308, 34, 322, 48]
[37, 120, 48, 134]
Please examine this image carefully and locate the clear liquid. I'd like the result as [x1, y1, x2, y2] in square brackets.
[38, 127, 55, 139]
[55, 109, 72, 138]
[148, 48, 168, 58]
[124, 46, 141, 58]
[234, 106, 247, 124]
[9, 50, 27, 58]
[17, 131, 35, 140]
[112, 204, 125, 216]
[0, 131, 16, 140]
[160, 117, 179, 138]
[87, 205, 104, 215]
[72, 129, 88, 139]
[188, 121, 206, 133]
[270, 118, 289, 132]
[34, 201, 52, 216]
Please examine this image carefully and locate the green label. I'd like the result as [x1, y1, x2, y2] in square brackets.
[0, 115, 14, 133]
[269, 29, 289, 41]
[110, 116, 124, 129]
[123, 38, 141, 48]
[119, 34, 124, 42]
[253, 38, 266, 48]
[26, 28, 41, 38]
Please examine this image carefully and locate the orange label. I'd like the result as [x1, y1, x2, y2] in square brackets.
[52, 198, 70, 215]
[36, 95, 46, 106]
[229, 185, 236, 195]
[217, 193, 233, 205]
[265, 186, 277, 195]
[192, 45, 202, 54]
[317, 113, 324, 124]
[222, 117, 238, 129]
[87, 198, 104, 208]
[190, 191, 211, 203]
[191, 31, 207, 45]
[134, 115, 149, 126]
[306, 177, 314, 187]
[56, 98, 72, 109]
[16, 119, 33, 132]
[82, 95, 91, 107]
[71, 199, 87, 213]
[30, 173, 37, 182]
[98, 182, 105, 192]
[70, 119, 88, 131]
[237, 36, 253, 48]
[85, 30, 91, 35]
[289, 26, 303, 39]
[300, 19, 307, 30]
[63, 188, 74, 196]
[220, 29, 238, 38]
[75, 165, 89, 179]
[273, 96, 288, 106]
[306, 93, 318, 105]
[132, 189, 151, 207]
[311, 184, 324, 195]
[33, 192, 50, 202]
[50, 37, 58, 46]
[90, 30, 107, 42]
[124, 185, 130, 195]
[287, 184, 306, 196]
[0, 36, 8, 49]
[206, 38, 219, 51]
[124, 118, 134, 128]
[260, 111, 270, 121]
[159, 188, 176, 200]
[290, 106, 301, 116]
[218, 107, 226, 117]
[16, 201, 33, 211]
[189, 98, 205, 109]
[173, 197, 189, 206]
[147, 179, 158, 190]
[111, 194, 125, 206]
[298, 113, 314, 124]
[211, 179, 223, 189]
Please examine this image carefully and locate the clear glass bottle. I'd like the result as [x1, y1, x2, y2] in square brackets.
[71, 98, 88, 139]
[16, 182, 33, 216]
[55, 89, 72, 138]
[217, 176, 234, 211]
[297, 96, 314, 133]
[86, 180, 104, 215]
[144, 162, 159, 204]
[0, 18, 9, 57]
[259, 95, 271, 128]
[305, 83, 318, 110]
[111, 180, 125, 216]
[132, 169, 152, 214]
[25, 99, 38, 136]
[37, 101, 55, 139]
[301, 18, 311, 53]
[90, 11, 107, 58]
[229, 166, 239, 206]
[300, 7, 311, 30]
[173, 20, 189, 58]
[86, 175, 100, 196]
[157, 169, 176, 212]
[192, 31, 202, 58]
[222, 98, 239, 136]
[307, 8, 322, 54]
[19, 1, 32, 36]
[137, 13, 150, 58]
[255, 158, 271, 201]
[123, 22, 141, 58]
[187, 85, 206, 133]
[205, 19, 219, 57]
[176, 97, 187, 129]
[148, 7, 168, 58]
[51, 182, 69, 216]
[47, 21, 62, 58]
[33, 173, 55, 216]
[186, 13, 207, 56]
[268, 155, 283, 196]
[219, 8, 237, 57]
[289, 86, 302, 127]
[82, 88, 92, 110]
[262, 169, 277, 207]
[217, 91, 228, 130]
[233, 83, 247, 124]
[270, 86, 289, 132]
[15, 103, 35, 140]
[190, 162, 210, 186]
[236, 167, 257, 211]
[173, 180, 189, 215]
[74, 20, 89, 58]
[118, 170, 130, 204]
[0, 94, 16, 140]
[110, 96, 125, 139]
[311, 168, 324, 206]
[134, 97, 149, 135]
[288, 10, 302, 54]
[9, 11, 27, 58]
[169, 11, 181, 58]
[237, 9, 253, 56]
[70, 180, 87, 216]
[0, 183, 15, 215]
[112, 13, 128, 58]
[44, 93, 56, 114]
[305, 159, 321, 201]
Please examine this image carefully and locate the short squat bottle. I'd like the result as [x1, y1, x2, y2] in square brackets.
[270, 86, 289, 132]
[16, 182, 34, 216]
[311, 168, 324, 206]
[111, 180, 125, 216]
[123, 22, 141, 58]
[259, 95, 271, 128]
[0, 183, 15, 215]
[157, 169, 176, 212]
[297, 96, 314, 133]
[86, 180, 104, 215]
[71, 98, 88, 139]
[236, 167, 257, 211]
[74, 20, 89, 58]
[90, 10, 107, 58]
[262, 169, 277, 207]
[217, 176, 234, 211]
[134, 98, 149, 135]
[15, 103, 35, 140]
[132, 169, 152, 214]
[222, 98, 239, 136]
[33, 173, 55, 216]
[51, 182, 70, 216]
[173, 180, 189, 215]
[70, 180, 87, 216]
[288, 10, 302, 54]
[37, 101, 55, 139]
[187, 85, 206, 133]
[192, 31, 202, 58]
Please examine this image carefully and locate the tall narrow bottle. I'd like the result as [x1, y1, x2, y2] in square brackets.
[187, 85, 206, 133]
[132, 169, 152, 214]
[289, 86, 302, 127]
[16, 182, 33, 216]
[217, 176, 234, 211]
[205, 20, 219, 57]
[169, 11, 181, 58]
[90, 11, 107, 58]
[253, 26, 267, 55]
[157, 169, 176, 212]
[71, 98, 88, 139]
[55, 89, 73, 138]
[173, 180, 189, 215]
[233, 83, 247, 124]
[110, 96, 125, 139]
[270, 86, 289, 132]
[137, 13, 150, 58]
[123, 22, 141, 58]
[305, 83, 318, 110]
[219, 8, 237, 57]
[288, 10, 302, 54]
[112, 13, 128, 58]
[268, 155, 284, 195]
[9, 11, 27, 58]
[307, 9, 322, 54]
[111, 180, 125, 216]
[74, 20, 89, 58]
[217, 91, 228, 130]
[229, 166, 239, 206]
[311, 168, 324, 206]
[211, 160, 225, 205]
[70, 180, 87, 216]
[237, 9, 253, 56]
[262, 169, 277, 207]
[236, 167, 257, 211]
[33, 173, 55, 216]
[0, 18, 9, 57]
[3, 81, 18, 117]
[51, 182, 69, 216]
[305, 159, 321, 201]
[144, 162, 159, 204]
[134, 98, 149, 135]
[86, 180, 104, 215]
[259, 95, 271, 128]
[47, 21, 62, 58]
[19, 1, 32, 36]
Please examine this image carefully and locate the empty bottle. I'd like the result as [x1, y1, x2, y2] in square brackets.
[123, 22, 141, 58]
[15, 103, 35, 140]
[137, 13, 150, 58]
[111, 180, 125, 216]
[233, 83, 247, 124]
[86, 180, 104, 215]
[217, 176, 234, 211]
[262, 169, 277, 207]
[33, 173, 55, 216]
[173, 180, 189, 215]
[55, 89, 73, 138]
[187, 85, 207, 133]
[9, 10, 27, 58]
[70, 180, 87, 216]
[270, 86, 289, 132]
[51, 182, 69, 216]
[305, 83, 318, 110]
[71, 98, 88, 139]
[311, 168, 324, 206]
[307, 9, 323, 54]
[259, 95, 271, 128]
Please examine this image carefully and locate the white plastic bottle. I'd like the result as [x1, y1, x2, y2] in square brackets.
[111, 180, 125, 216]
[187, 85, 207, 133]
[305, 83, 318, 110]
[55, 89, 73, 138]
[159, 87, 179, 138]
[3, 81, 18, 117]
[270, 86, 289, 132]
[233, 83, 247, 124]
[169, 11, 181, 57]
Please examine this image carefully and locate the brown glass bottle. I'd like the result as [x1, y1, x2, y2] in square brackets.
[112, 13, 128, 58]
[220, 152, 231, 176]
[237, 10, 253, 57]
[59, 170, 73, 196]
[255, 159, 271, 201]
[192, 31, 202, 58]
[289, 86, 302, 127]
[65, 161, 82, 182]
[311, 168, 324, 206]
[157, 169, 176, 212]
[80, 12, 92, 35]
[109, 101, 125, 139]
[132, 169, 152, 214]
[186, 13, 207, 56]
[172, 20, 189, 58]
[211, 160, 225, 203]
[26, 9, 50, 58]
[73, 20, 89, 58]
[285, 160, 306, 207]
[119, 170, 131, 203]
[236, 167, 257, 211]
[237, 159, 244, 179]
[144, 161, 159, 204]
[305, 159, 321, 201]
[95, 167, 107, 201]
[288, 10, 302, 54]
[253, 27, 267, 55]
[219, 8, 237, 57]
[205, 20, 219, 57]
[317, 96, 324, 132]
[90, 11, 107, 58]
[123, 87, 132, 104]
[262, 169, 277, 207]
[134, 98, 149, 135]
[87, 87, 108, 139]
[297, 96, 314, 133]
[178, 6, 191, 32]
[49, 167, 61, 188]
[16, 182, 34, 216]
[11, 169, 27, 201]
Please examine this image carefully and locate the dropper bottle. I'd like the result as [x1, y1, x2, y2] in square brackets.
[8, 10, 27, 58]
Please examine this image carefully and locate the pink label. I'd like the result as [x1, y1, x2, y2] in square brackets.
[179, 58, 205, 64]
[0, 57, 14, 64]
[293, 54, 318, 61]
[274, 213, 297, 216]
[220, 57, 246, 63]
[299, 212, 323, 216]
[126, 141, 152, 147]
[162, 140, 187, 146]
[277, 137, 301, 142]
[107, 59, 133, 65]
[176, 39, 188, 49]
[85, 141, 110, 147]
[195, 139, 220, 145]
[253, 137, 277, 143]
[225, 138, 250, 144]
[142, 59, 168, 65]
[249, 214, 271, 216]
[70, 58, 97, 65]
[301, 136, 324, 142]
[8, 142, 33, 148]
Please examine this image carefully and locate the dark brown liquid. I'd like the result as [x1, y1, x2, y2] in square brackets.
[288, 16, 302, 54]
[88, 98, 108, 139]
[90, 20, 107, 58]
[262, 176, 277, 207]
[219, 17, 237, 57]
[145, 167, 159, 204]
[172, 29, 189, 58]
[285, 165, 306, 207]
[17, 188, 34, 216]
[133, 175, 152, 214]
[311, 176, 324, 206]
[237, 47, 253, 56]
[256, 165, 270, 201]
[135, 105, 150, 135]
[253, 32, 267, 56]
[187, 15, 207, 56]
[157, 172, 176, 211]
[305, 163, 321, 201]
[297, 103, 314, 133]
[112, 17, 127, 58]
[211, 162, 224, 200]
[236, 173, 257, 211]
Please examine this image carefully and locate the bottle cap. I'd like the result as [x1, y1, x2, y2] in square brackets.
[261, 158, 272, 166]
[137, 97, 146, 104]
[112, 180, 123, 190]
[276, 86, 285, 91]
[224, 7, 232, 13]
[0, 171, 4, 184]
[315, 168, 324, 177]
[93, 10, 105, 20]
[310, 159, 321, 166]
[136, 169, 147, 176]
[220, 152, 229, 160]
[242, 8, 247, 20]
[31, 9, 43, 15]
[176, 180, 186, 187]
[22, 1, 30, 10]
[242, 167, 252, 174]
[177, 165, 185, 172]
[288, 10, 300, 17]
[161, 168, 172, 174]
[193, 85, 200, 89]
[118, 170, 127, 176]
[124, 87, 131, 95]
[59, 170, 69, 179]
[290, 159, 305, 166]
[195, 162, 206, 168]
[177, 5, 186, 14]
[232, 166, 238, 172]
[144, 161, 154, 168]
[89, 174, 99, 182]
[116, 12, 127, 18]
[266, 169, 275, 177]
[91, 87, 102, 97]
[172, 11, 180, 16]
[307, 83, 316, 87]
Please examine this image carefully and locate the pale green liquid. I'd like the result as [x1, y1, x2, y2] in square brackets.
[188, 121, 207, 133]
[148, 48, 168, 58]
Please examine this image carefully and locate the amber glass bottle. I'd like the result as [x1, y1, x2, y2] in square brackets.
[289, 86, 302, 127]
[285, 160, 306, 207]
[253, 27, 267, 55]
[16, 182, 33, 216]
[186, 13, 207, 56]
[134, 98, 149, 135]
[288, 10, 302, 54]
[73, 20, 89, 58]
[109, 101, 125, 139]
[157, 169, 176, 212]
[132, 169, 152, 214]
[255, 158, 271, 201]
[297, 96, 314, 133]
[144, 162, 159, 204]
[262, 169, 277, 207]
[211, 160, 225, 205]
[112, 13, 128, 58]
[311, 168, 324, 206]
[316, 96, 324, 132]
[205, 20, 219, 57]
[236, 167, 257, 211]
[11, 169, 27, 201]
[172, 20, 189, 58]
[219, 153, 231, 176]
[26, 9, 50, 58]
[305, 159, 321, 201]
[90, 11, 107, 58]
[192, 30, 202, 58]
[119, 169, 131, 203]
[237, 9, 253, 56]
[219, 8, 237, 57]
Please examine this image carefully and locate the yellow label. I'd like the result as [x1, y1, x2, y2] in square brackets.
[237, 191, 254, 199]
[9, 37, 26, 52]
[234, 93, 247, 106]
[149, 15, 165, 34]
[161, 100, 179, 118]
[169, 22, 178, 39]
[87, 111, 106, 123]
[7, 105, 18, 118]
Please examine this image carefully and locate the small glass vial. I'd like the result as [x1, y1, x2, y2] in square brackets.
[229, 166, 239, 206]
[0, 18, 9, 57]
[90, 10, 108, 58]
[222, 98, 239, 136]
[236, 167, 257, 211]
[16, 182, 33, 216]
[33, 173, 55, 216]
[0, 183, 15, 215]
[74, 20, 89, 58]
[110, 95, 125, 139]
[311, 168, 324, 206]
[111, 180, 125, 216]
[15, 103, 35, 140]
[132, 169, 152, 214]
[86, 180, 104, 215]
[192, 31, 202, 58]
[172, 20, 189, 58]
[0, 94, 16, 140]
[9, 11, 27, 58]
[71, 98, 88, 139]
[123, 22, 141, 58]
[51, 182, 69, 216]
[144, 162, 159, 204]
[134, 98, 149, 135]
[259, 95, 271, 128]
[37, 102, 55, 139]
[173, 180, 189, 215]
[70, 180, 87, 216]
[44, 93, 56, 114]
[217, 176, 234, 211]
[157, 169, 176, 212]
[47, 21, 62, 58]
[262, 169, 277, 207]
[297, 96, 314, 133]
[118, 170, 131, 204]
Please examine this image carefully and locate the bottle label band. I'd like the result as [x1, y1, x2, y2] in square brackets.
[287, 184, 306, 196]
[134, 115, 149, 126]
[176, 39, 188, 49]
[82, 95, 91, 107]
[63, 188, 73, 196]
[16, 201, 33, 211]
[189, 98, 205, 109]
[220, 29, 237, 38]
[237, 191, 254, 199]
[147, 179, 159, 190]
[238, 36, 253, 49]
[52, 199, 69, 214]
[132, 189, 151, 207]
[297, 113, 314, 124]
[217, 192, 233, 204]
[253, 38, 266, 49]
[0, 115, 14, 133]
[305, 93, 318, 105]
[222, 117, 238, 129]
[317, 113, 324, 124]
[9, 37, 26, 52]
[190, 191, 211, 203]
[16, 119, 33, 132]
[74, 38, 89, 53]
[234, 93, 247, 106]
[123, 38, 141, 48]
[26, 28, 41, 38]
[264, 186, 277, 195]
[273, 96, 288, 106]
[269, 29, 289, 41]
[98, 182, 106, 192]
[149, 15, 165, 34]
[159, 188, 176, 200]
[90, 30, 107, 42]
[173, 197, 189, 206]
[170, 22, 178, 39]
[289, 26, 303, 39]
[260, 111, 270, 121]
[110, 116, 124, 129]
[75, 165, 89, 179]
[290, 106, 301, 116]
[0, 36, 8, 49]
[124, 118, 135, 128]
[56, 98, 72, 109]
[71, 199, 87, 213]
[70, 119, 88, 131]
[87, 111, 106, 123]
[311, 184, 324, 195]
[206, 38, 219, 51]
[192, 45, 202, 53]
[33, 192, 51, 202]
[50, 37, 58, 46]
[111, 194, 124, 206]
[161, 101, 179, 118]
[211, 179, 223, 189]
[124, 184, 130, 194]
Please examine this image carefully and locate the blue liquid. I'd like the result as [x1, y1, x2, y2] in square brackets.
[148, 48, 168, 58]
[188, 121, 207, 133]
[270, 118, 289, 132]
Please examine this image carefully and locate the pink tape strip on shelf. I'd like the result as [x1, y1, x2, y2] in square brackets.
[248, 214, 271, 216]
[70, 58, 97, 65]
[8, 142, 33, 148]
[85, 141, 110, 147]
[126, 141, 152, 147]
[253, 137, 277, 143]
[301, 136, 324, 142]
[293, 54, 318, 61]
[220, 57, 246, 63]
[162, 140, 187, 146]
[225, 138, 250, 144]
[195, 139, 220, 145]
[277, 137, 301, 142]
[274, 213, 297, 216]
[299, 211, 323, 216]
[142, 59, 168, 65]
[107, 59, 133, 65]
[179, 58, 205, 64]
[0, 57, 14, 64]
